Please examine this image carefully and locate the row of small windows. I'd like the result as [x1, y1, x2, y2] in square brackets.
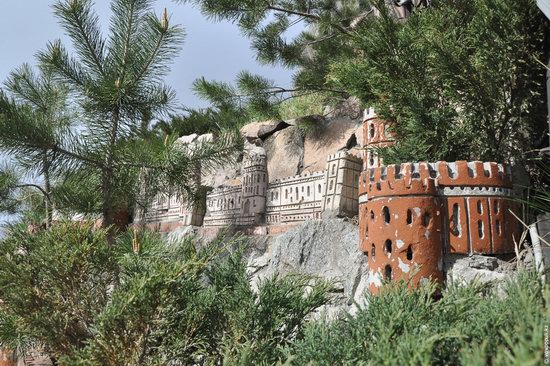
[273, 184, 324, 202]
[366, 241, 413, 263]
[370, 206, 431, 227]
[244, 173, 267, 185]
[244, 186, 266, 195]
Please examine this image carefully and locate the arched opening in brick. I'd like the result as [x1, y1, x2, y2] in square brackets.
[384, 239, 392, 254]
[423, 212, 431, 227]
[406, 209, 413, 224]
[406, 245, 413, 260]
[383, 206, 390, 223]
[371, 244, 376, 260]
[384, 265, 392, 280]
[493, 200, 499, 214]
[370, 210, 375, 221]
[478, 220, 484, 238]
[477, 200, 483, 214]
[369, 123, 375, 138]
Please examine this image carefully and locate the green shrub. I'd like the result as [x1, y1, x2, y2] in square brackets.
[287, 274, 548, 365]
[0, 223, 332, 365]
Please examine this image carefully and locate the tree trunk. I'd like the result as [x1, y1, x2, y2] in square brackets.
[43, 151, 53, 228]
[101, 106, 121, 243]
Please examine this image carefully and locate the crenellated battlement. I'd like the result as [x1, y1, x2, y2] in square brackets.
[327, 151, 362, 163]
[271, 170, 326, 185]
[363, 161, 511, 194]
[243, 155, 267, 166]
[208, 185, 242, 196]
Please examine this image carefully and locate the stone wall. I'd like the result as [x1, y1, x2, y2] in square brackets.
[266, 171, 326, 224]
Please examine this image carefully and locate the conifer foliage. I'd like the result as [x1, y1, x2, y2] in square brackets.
[0, 0, 240, 234]
[0, 223, 332, 365]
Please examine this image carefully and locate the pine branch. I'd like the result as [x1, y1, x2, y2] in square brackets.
[53, 0, 106, 78]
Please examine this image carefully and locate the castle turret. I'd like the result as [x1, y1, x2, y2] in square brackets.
[0, 350, 15, 366]
[322, 152, 362, 217]
[362, 163, 444, 293]
[241, 146, 268, 225]
[363, 108, 395, 169]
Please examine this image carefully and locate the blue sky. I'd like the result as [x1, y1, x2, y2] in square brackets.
[0, 0, 294, 107]
[0, 0, 295, 230]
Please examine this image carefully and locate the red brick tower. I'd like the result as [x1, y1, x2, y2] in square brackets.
[0, 350, 15, 366]
[363, 108, 395, 170]
[359, 160, 521, 294]
[360, 163, 444, 293]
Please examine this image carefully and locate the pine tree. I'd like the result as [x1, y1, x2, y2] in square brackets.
[170, 1, 429, 129]
[0, 0, 241, 238]
[330, 0, 549, 163]
[0, 64, 72, 227]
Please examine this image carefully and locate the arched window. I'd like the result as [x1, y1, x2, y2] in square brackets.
[307, 186, 311, 196]
[332, 164, 336, 174]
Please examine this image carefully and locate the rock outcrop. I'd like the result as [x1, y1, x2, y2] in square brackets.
[444, 254, 517, 286]
[245, 218, 369, 314]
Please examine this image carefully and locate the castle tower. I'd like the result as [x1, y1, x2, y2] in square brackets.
[322, 152, 362, 217]
[360, 161, 522, 294]
[241, 147, 268, 225]
[434, 161, 520, 255]
[361, 163, 444, 294]
[363, 107, 395, 169]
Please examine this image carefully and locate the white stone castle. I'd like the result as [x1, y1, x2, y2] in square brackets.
[144, 143, 362, 231]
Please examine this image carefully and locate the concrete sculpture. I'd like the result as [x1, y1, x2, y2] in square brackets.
[359, 112, 521, 293]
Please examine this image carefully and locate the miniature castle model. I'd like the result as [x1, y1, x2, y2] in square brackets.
[359, 111, 521, 294]
[144, 143, 362, 230]
[143, 109, 522, 295]
[204, 149, 361, 227]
